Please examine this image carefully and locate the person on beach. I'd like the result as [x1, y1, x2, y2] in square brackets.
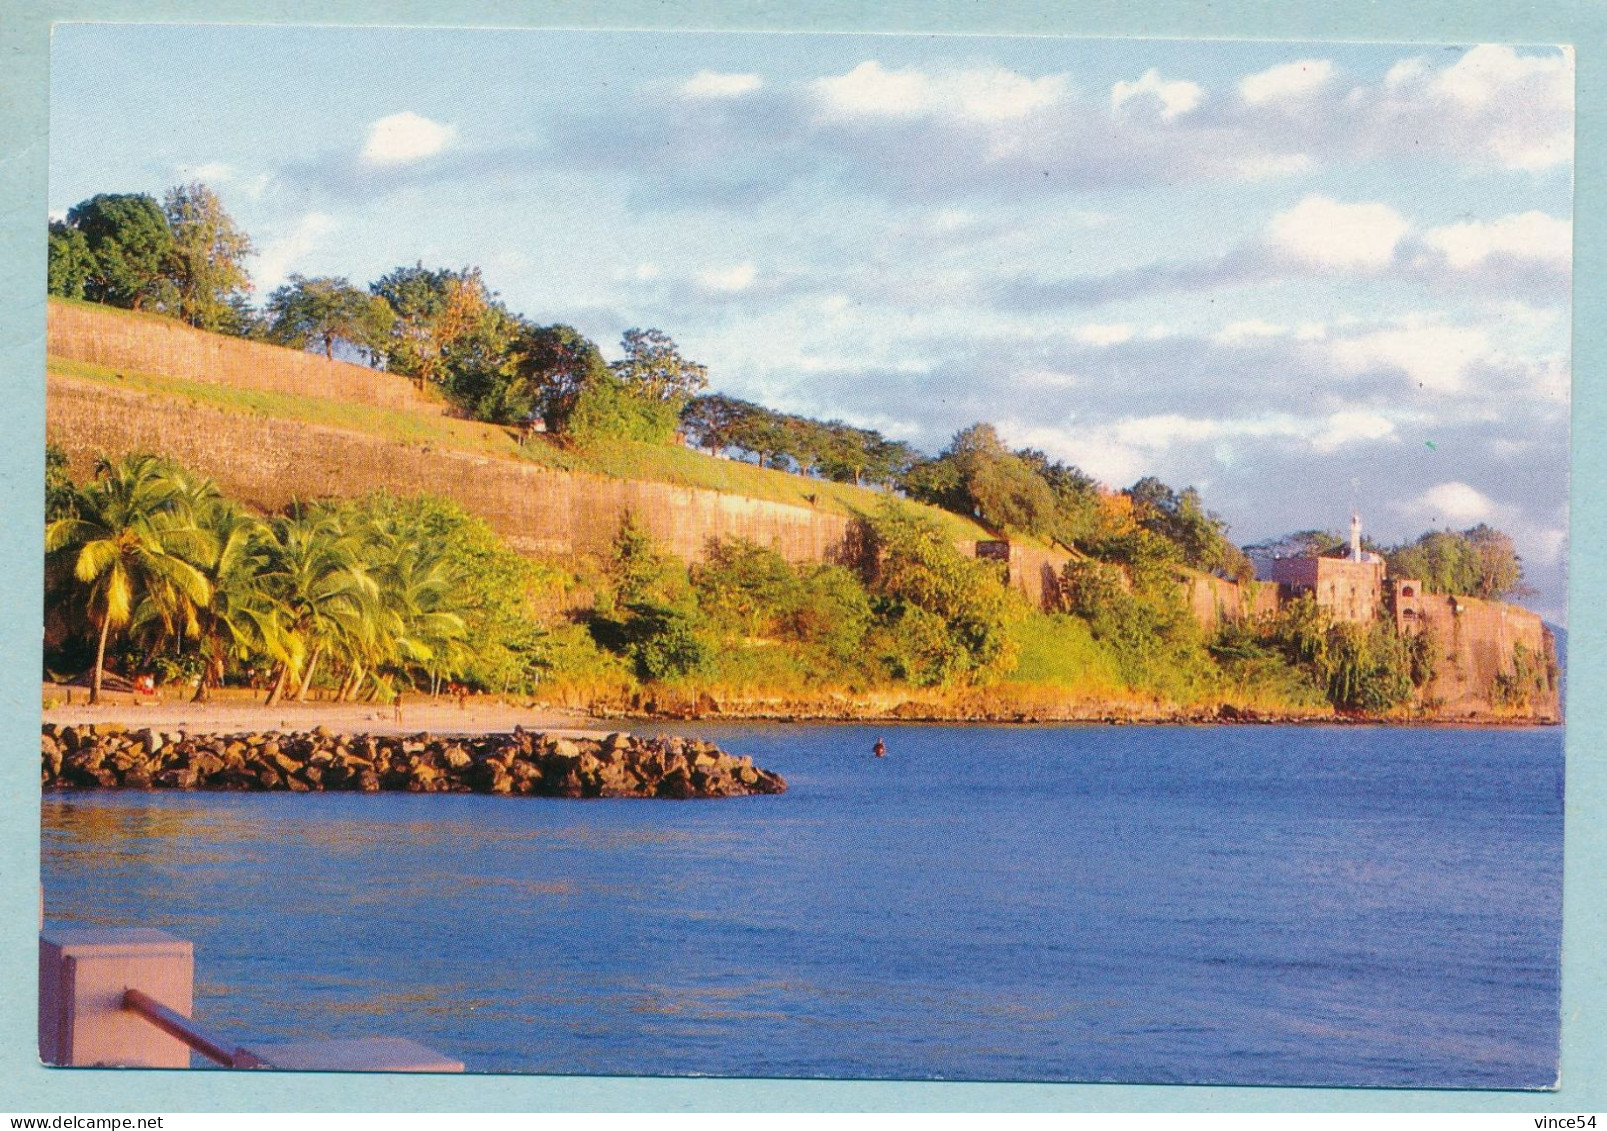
[393, 690, 404, 725]
[873, 737, 886, 758]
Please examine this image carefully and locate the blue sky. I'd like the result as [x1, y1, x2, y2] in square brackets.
[50, 26, 1573, 620]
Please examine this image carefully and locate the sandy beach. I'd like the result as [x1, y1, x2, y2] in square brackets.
[41, 683, 611, 738]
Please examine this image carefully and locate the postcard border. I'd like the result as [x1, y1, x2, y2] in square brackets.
[2, 0, 1601, 1113]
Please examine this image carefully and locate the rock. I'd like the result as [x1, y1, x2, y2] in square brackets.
[40, 726, 785, 799]
[510, 760, 542, 784]
[656, 767, 694, 800]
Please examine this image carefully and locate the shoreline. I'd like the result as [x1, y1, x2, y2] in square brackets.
[42, 684, 1560, 732]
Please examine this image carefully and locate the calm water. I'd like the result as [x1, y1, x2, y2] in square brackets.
[40, 724, 1563, 1088]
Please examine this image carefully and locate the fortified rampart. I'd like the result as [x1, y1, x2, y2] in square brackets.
[1181, 569, 1281, 631]
[48, 376, 854, 567]
[48, 301, 438, 414]
[1409, 592, 1558, 719]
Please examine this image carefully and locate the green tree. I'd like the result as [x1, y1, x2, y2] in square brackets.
[611, 328, 709, 404]
[47, 221, 95, 300]
[267, 275, 395, 361]
[1388, 530, 1475, 595]
[681, 394, 752, 456]
[1124, 476, 1251, 581]
[435, 305, 527, 424]
[370, 263, 489, 386]
[66, 194, 177, 312]
[44, 454, 213, 702]
[590, 515, 706, 683]
[45, 445, 79, 522]
[565, 373, 682, 445]
[1463, 524, 1531, 600]
[257, 507, 378, 705]
[694, 538, 805, 639]
[163, 183, 254, 331]
[187, 494, 294, 703]
[512, 324, 612, 432]
[349, 495, 541, 693]
[863, 504, 1021, 686]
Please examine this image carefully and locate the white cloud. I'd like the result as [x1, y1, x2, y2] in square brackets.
[1330, 321, 1492, 392]
[929, 208, 978, 232]
[681, 70, 762, 98]
[1073, 323, 1134, 347]
[633, 262, 661, 281]
[1384, 58, 1429, 89]
[250, 212, 337, 290]
[696, 261, 758, 292]
[1009, 407, 1401, 486]
[1239, 59, 1335, 105]
[1375, 44, 1573, 170]
[1422, 211, 1572, 269]
[1434, 44, 1566, 110]
[360, 112, 457, 166]
[814, 61, 1067, 123]
[1311, 410, 1397, 452]
[1266, 195, 1409, 270]
[1214, 319, 1285, 346]
[1110, 68, 1204, 121]
[1403, 481, 1499, 525]
[176, 161, 234, 183]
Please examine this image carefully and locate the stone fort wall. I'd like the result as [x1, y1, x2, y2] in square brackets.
[48, 300, 436, 414]
[48, 376, 855, 568]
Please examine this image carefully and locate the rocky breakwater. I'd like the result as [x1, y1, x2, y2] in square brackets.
[39, 724, 786, 799]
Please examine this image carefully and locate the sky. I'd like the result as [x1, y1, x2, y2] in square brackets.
[49, 26, 1573, 621]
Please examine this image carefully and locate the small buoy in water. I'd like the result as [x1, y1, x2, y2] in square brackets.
[873, 738, 886, 758]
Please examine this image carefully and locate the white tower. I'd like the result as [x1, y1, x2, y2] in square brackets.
[1350, 510, 1363, 563]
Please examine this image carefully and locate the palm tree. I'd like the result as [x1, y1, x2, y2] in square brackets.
[363, 519, 469, 697]
[258, 505, 378, 705]
[188, 498, 297, 703]
[44, 454, 213, 703]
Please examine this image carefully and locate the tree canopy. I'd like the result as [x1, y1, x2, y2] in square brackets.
[163, 182, 254, 332]
[65, 193, 177, 312]
[1386, 524, 1530, 601]
[267, 275, 394, 361]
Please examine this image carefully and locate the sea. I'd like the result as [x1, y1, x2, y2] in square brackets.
[39, 723, 1564, 1088]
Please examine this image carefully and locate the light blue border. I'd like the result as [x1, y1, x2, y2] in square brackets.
[2, 1, 1600, 1113]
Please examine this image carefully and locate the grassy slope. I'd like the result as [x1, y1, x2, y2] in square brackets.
[47, 356, 988, 543]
